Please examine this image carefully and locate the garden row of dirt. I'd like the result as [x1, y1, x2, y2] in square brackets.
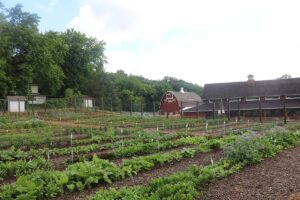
[199, 144, 300, 200]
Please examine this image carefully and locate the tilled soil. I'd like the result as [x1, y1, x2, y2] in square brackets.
[199, 144, 300, 200]
[53, 150, 223, 200]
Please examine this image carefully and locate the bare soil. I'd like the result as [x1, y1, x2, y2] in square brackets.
[47, 120, 102, 128]
[199, 144, 300, 200]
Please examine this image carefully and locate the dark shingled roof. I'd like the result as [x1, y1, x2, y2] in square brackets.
[6, 96, 27, 101]
[203, 78, 300, 99]
[185, 99, 300, 112]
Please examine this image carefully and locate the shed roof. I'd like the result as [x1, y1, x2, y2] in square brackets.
[203, 78, 300, 99]
[7, 96, 27, 101]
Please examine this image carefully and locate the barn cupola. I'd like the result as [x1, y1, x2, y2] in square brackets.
[247, 74, 255, 85]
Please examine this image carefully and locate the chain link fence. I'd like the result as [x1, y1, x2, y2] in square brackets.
[0, 96, 162, 120]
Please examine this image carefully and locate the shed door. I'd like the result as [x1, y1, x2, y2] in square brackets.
[9, 101, 19, 112]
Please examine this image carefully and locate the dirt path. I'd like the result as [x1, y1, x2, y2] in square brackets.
[199, 145, 300, 200]
[47, 120, 102, 128]
[52, 150, 223, 200]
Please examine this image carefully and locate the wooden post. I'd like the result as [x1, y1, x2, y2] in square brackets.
[238, 101, 240, 122]
[212, 101, 215, 119]
[259, 100, 262, 123]
[196, 101, 199, 118]
[180, 101, 183, 118]
[283, 99, 287, 124]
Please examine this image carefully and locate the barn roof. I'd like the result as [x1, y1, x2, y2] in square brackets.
[6, 96, 27, 101]
[184, 98, 300, 112]
[168, 91, 202, 103]
[203, 78, 300, 99]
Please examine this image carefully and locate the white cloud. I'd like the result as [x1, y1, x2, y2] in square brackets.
[67, 0, 300, 86]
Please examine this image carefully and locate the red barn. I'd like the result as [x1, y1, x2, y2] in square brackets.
[160, 89, 202, 116]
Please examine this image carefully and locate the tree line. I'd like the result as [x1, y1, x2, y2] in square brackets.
[0, 3, 203, 111]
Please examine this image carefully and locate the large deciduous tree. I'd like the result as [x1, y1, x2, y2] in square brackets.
[60, 29, 107, 94]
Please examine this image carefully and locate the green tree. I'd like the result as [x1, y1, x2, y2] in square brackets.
[0, 4, 39, 96]
[60, 29, 107, 93]
[31, 32, 67, 95]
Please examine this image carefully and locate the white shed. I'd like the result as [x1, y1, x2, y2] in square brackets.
[7, 96, 26, 112]
[82, 95, 93, 108]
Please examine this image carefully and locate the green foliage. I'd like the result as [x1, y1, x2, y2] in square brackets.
[46, 99, 67, 108]
[0, 157, 52, 180]
[224, 131, 299, 165]
[91, 128, 300, 200]
[0, 119, 46, 129]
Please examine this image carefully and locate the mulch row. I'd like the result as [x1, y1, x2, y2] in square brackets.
[199, 144, 300, 200]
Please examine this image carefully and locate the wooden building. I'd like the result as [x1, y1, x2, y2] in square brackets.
[160, 89, 202, 116]
[7, 96, 26, 112]
[184, 76, 300, 119]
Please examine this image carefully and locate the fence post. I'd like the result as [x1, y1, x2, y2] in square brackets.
[196, 101, 199, 118]
[18, 98, 20, 113]
[130, 99, 133, 116]
[153, 102, 155, 117]
[140, 101, 143, 117]
[31, 96, 35, 118]
[238, 101, 240, 122]
[212, 101, 215, 119]
[259, 100, 262, 123]
[110, 98, 113, 112]
[283, 98, 287, 124]
[74, 97, 77, 113]
[180, 101, 183, 118]
[227, 100, 230, 121]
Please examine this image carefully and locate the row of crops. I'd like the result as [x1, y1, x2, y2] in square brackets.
[0, 115, 299, 199]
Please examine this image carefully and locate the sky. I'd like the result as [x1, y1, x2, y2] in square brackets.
[2, 0, 300, 86]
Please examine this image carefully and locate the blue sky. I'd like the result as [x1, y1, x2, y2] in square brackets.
[2, 0, 300, 86]
[2, 0, 81, 32]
